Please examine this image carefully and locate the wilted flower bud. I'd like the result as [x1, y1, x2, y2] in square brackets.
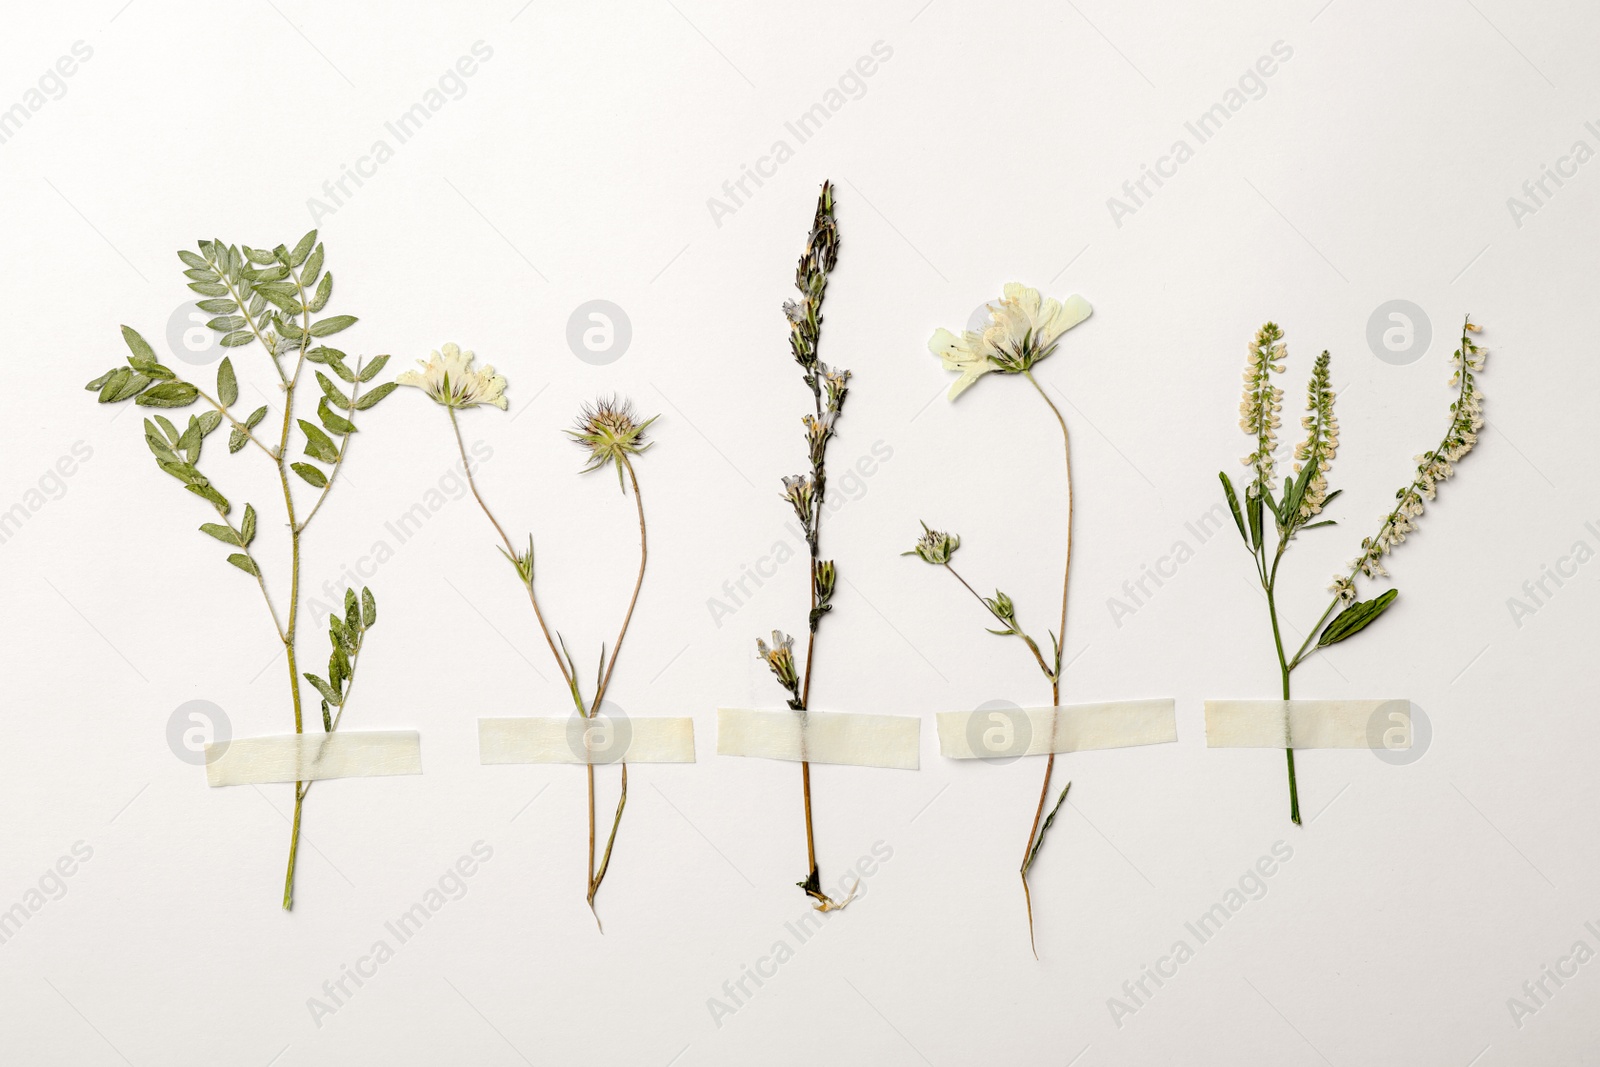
[814, 559, 836, 602]
[756, 630, 801, 695]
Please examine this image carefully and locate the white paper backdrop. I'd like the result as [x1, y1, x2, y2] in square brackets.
[1, 1, 1593, 1063]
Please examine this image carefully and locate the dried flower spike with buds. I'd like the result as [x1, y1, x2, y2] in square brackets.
[83, 230, 402, 909]
[401, 351, 660, 928]
[912, 283, 1093, 956]
[753, 181, 860, 912]
[1217, 316, 1488, 824]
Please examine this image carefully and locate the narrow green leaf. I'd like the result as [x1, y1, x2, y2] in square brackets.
[188, 281, 228, 297]
[177, 250, 208, 269]
[301, 244, 324, 286]
[187, 483, 230, 513]
[229, 427, 248, 453]
[121, 325, 158, 365]
[244, 405, 268, 429]
[291, 462, 327, 488]
[307, 272, 332, 313]
[217, 357, 238, 407]
[358, 354, 390, 382]
[1024, 781, 1072, 873]
[195, 298, 237, 314]
[199, 522, 240, 545]
[136, 382, 200, 408]
[290, 230, 317, 267]
[196, 410, 223, 436]
[361, 587, 376, 628]
[354, 382, 397, 410]
[1318, 588, 1399, 648]
[298, 419, 339, 464]
[310, 315, 357, 337]
[317, 371, 351, 408]
[318, 397, 356, 436]
[241, 504, 256, 545]
[304, 672, 342, 707]
[226, 553, 258, 576]
[1218, 471, 1248, 544]
[1246, 490, 1264, 551]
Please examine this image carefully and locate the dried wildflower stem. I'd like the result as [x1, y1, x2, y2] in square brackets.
[447, 399, 650, 926]
[1019, 370, 1073, 957]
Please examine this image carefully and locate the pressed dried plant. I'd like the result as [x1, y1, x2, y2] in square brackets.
[401, 345, 655, 927]
[751, 182, 858, 911]
[1218, 316, 1487, 823]
[909, 282, 1093, 954]
[85, 231, 401, 908]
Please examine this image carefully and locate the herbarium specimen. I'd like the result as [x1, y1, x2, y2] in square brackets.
[753, 181, 857, 911]
[1218, 317, 1487, 823]
[85, 231, 400, 908]
[909, 283, 1092, 953]
[401, 344, 654, 927]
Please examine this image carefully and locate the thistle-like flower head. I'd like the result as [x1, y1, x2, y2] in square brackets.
[569, 396, 657, 488]
[397, 343, 508, 410]
[928, 284, 1093, 400]
[903, 521, 960, 564]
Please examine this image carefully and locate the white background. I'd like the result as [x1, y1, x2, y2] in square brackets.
[0, 0, 1593, 1064]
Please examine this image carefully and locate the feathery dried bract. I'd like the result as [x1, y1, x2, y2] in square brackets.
[569, 396, 658, 490]
[903, 521, 961, 564]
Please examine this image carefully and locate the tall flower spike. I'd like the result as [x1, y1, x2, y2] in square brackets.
[1292, 351, 1339, 522]
[569, 396, 657, 490]
[1239, 322, 1286, 495]
[927, 283, 1092, 400]
[788, 181, 838, 372]
[1328, 317, 1486, 602]
[397, 343, 508, 410]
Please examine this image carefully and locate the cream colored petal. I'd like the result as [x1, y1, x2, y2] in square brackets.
[1002, 282, 1042, 322]
[1042, 294, 1093, 338]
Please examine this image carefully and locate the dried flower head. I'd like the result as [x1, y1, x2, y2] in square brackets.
[782, 473, 816, 528]
[397, 343, 508, 410]
[1238, 323, 1286, 495]
[569, 396, 658, 488]
[903, 521, 961, 564]
[802, 411, 836, 467]
[756, 630, 800, 699]
[928, 283, 1093, 400]
[818, 362, 852, 414]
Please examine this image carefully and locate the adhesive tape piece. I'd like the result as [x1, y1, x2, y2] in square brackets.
[478, 716, 696, 765]
[1204, 699, 1410, 749]
[716, 709, 920, 770]
[204, 731, 422, 787]
[936, 699, 1177, 759]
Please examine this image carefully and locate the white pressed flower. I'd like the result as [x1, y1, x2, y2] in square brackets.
[397, 343, 508, 410]
[1239, 323, 1286, 495]
[928, 283, 1093, 400]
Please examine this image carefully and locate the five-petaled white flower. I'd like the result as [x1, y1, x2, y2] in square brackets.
[397, 343, 508, 410]
[928, 283, 1093, 400]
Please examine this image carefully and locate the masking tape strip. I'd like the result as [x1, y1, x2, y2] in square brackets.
[1204, 699, 1411, 749]
[478, 717, 696, 764]
[936, 699, 1177, 759]
[716, 709, 920, 770]
[205, 731, 422, 787]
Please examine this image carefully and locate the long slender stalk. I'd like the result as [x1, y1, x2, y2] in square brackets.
[1019, 369, 1074, 957]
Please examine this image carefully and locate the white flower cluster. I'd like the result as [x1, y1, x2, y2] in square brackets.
[1238, 322, 1286, 496]
[1292, 351, 1339, 521]
[1330, 322, 1486, 603]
